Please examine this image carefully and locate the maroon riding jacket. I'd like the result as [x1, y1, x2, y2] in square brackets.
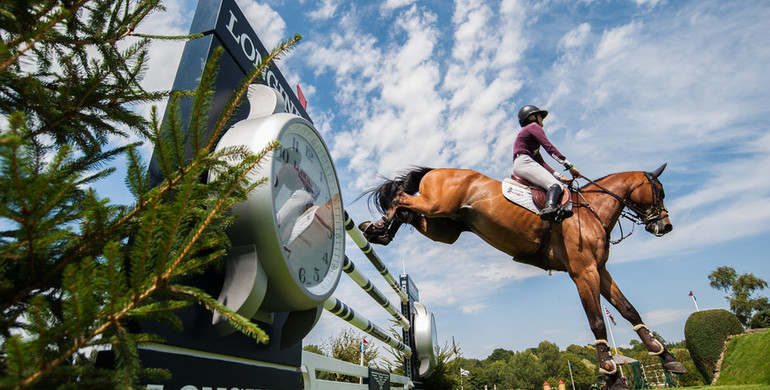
[512, 123, 567, 175]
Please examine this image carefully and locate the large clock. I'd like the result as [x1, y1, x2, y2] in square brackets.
[212, 86, 344, 314]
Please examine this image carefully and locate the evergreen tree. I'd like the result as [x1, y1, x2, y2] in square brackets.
[0, 0, 299, 388]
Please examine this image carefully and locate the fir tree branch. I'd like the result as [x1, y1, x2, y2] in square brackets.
[0, 0, 90, 74]
[206, 35, 302, 151]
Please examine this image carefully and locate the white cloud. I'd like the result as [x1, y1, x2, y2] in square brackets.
[307, 0, 340, 21]
[236, 0, 287, 48]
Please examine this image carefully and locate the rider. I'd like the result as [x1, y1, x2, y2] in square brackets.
[513, 105, 580, 221]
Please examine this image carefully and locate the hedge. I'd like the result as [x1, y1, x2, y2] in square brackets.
[750, 309, 770, 329]
[684, 309, 744, 384]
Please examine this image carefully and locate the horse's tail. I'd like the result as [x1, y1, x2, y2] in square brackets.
[368, 166, 433, 225]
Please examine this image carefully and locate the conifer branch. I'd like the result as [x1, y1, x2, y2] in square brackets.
[0, 0, 90, 73]
[206, 34, 302, 151]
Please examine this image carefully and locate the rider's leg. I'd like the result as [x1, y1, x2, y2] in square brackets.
[513, 155, 564, 221]
[540, 184, 563, 220]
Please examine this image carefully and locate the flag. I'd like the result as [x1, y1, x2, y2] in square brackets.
[689, 290, 697, 301]
[460, 368, 470, 376]
[296, 84, 307, 110]
[360, 338, 368, 353]
[568, 361, 573, 370]
[605, 307, 617, 325]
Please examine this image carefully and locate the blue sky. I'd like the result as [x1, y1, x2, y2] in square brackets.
[130, 0, 770, 359]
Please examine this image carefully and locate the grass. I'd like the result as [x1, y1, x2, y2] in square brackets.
[682, 386, 770, 390]
[714, 329, 770, 386]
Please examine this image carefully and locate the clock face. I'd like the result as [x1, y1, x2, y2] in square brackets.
[271, 121, 344, 297]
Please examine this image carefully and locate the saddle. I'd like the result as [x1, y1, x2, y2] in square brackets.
[502, 175, 572, 213]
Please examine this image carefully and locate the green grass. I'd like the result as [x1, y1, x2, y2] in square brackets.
[715, 330, 770, 386]
[682, 386, 770, 390]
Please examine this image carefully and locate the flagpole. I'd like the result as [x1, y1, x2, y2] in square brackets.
[604, 305, 624, 377]
[359, 339, 366, 384]
[568, 361, 576, 390]
[689, 291, 700, 311]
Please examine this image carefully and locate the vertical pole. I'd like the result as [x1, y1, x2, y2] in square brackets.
[568, 361, 576, 390]
[689, 291, 700, 312]
[604, 305, 624, 377]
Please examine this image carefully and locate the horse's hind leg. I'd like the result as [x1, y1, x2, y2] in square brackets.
[599, 268, 688, 374]
[413, 216, 466, 244]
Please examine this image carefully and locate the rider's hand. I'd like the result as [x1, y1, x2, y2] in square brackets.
[569, 167, 581, 178]
[559, 176, 572, 183]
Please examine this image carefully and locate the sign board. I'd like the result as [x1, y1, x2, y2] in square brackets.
[148, 0, 310, 186]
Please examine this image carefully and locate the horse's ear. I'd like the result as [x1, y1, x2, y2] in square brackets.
[651, 163, 667, 178]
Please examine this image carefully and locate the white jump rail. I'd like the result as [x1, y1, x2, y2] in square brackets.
[302, 350, 412, 390]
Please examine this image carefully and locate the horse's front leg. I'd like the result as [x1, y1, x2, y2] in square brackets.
[599, 269, 688, 374]
[571, 269, 624, 385]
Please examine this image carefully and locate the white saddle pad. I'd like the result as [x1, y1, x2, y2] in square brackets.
[502, 178, 540, 214]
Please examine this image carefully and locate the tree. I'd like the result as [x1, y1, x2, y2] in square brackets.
[559, 353, 594, 390]
[535, 340, 562, 379]
[313, 328, 379, 383]
[708, 266, 770, 327]
[420, 341, 462, 390]
[510, 350, 545, 389]
[0, 0, 299, 388]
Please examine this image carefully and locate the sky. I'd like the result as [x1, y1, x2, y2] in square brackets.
[124, 0, 770, 360]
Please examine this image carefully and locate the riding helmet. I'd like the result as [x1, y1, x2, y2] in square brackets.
[518, 105, 548, 126]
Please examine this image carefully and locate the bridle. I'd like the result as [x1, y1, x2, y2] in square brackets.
[573, 172, 668, 244]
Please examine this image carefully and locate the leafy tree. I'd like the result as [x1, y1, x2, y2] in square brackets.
[708, 266, 770, 327]
[559, 353, 594, 390]
[535, 340, 562, 379]
[566, 343, 598, 366]
[484, 347, 514, 364]
[313, 328, 379, 383]
[485, 360, 514, 389]
[510, 350, 545, 389]
[0, 0, 299, 388]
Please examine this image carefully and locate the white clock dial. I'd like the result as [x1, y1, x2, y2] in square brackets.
[212, 112, 344, 313]
[272, 122, 344, 296]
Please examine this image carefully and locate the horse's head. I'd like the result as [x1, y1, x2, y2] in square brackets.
[629, 164, 673, 237]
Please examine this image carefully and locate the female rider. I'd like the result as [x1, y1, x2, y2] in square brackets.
[512, 105, 580, 221]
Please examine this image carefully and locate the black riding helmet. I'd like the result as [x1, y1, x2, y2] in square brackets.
[518, 105, 548, 126]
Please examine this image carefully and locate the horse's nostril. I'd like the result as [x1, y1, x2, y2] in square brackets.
[664, 223, 673, 233]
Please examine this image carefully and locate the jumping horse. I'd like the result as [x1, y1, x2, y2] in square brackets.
[359, 164, 686, 389]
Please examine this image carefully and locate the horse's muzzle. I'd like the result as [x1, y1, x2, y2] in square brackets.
[646, 218, 673, 237]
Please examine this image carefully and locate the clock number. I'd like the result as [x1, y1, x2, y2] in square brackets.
[280, 147, 290, 164]
[305, 145, 315, 162]
[322, 252, 329, 265]
[299, 267, 306, 283]
[314, 268, 320, 282]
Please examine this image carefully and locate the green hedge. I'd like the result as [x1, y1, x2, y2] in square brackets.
[749, 309, 770, 329]
[684, 309, 744, 384]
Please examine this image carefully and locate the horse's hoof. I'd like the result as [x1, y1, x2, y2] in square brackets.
[369, 234, 392, 246]
[660, 350, 688, 374]
[607, 375, 629, 390]
[663, 360, 688, 374]
[358, 221, 374, 234]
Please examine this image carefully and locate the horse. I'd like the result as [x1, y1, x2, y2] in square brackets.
[359, 164, 686, 389]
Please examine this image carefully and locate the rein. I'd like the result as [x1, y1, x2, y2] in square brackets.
[572, 173, 665, 244]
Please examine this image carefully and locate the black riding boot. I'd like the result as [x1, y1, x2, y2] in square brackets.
[540, 184, 563, 221]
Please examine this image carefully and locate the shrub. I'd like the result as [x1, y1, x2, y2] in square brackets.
[684, 309, 744, 384]
[749, 309, 770, 329]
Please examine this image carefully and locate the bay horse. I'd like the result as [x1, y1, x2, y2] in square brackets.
[360, 164, 686, 389]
